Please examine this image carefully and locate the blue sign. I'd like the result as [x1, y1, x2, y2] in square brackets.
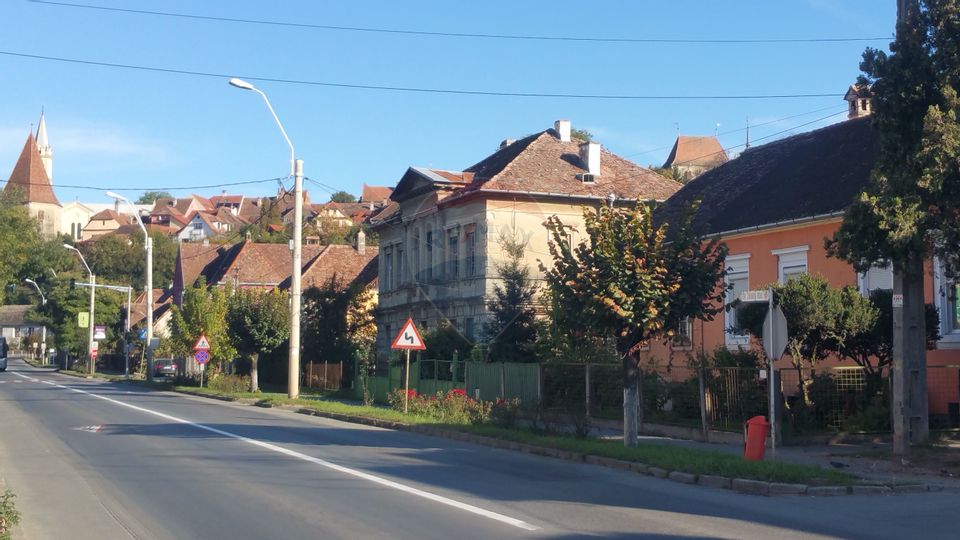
[138, 328, 147, 340]
[195, 350, 210, 365]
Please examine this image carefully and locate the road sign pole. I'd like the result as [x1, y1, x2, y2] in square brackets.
[768, 286, 776, 460]
[404, 349, 411, 414]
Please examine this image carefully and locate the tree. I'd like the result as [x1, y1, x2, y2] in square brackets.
[543, 201, 727, 445]
[484, 231, 538, 362]
[571, 128, 594, 142]
[135, 191, 172, 204]
[329, 191, 357, 203]
[423, 321, 473, 360]
[227, 288, 290, 392]
[301, 277, 376, 377]
[37, 273, 123, 363]
[241, 197, 287, 244]
[168, 278, 234, 374]
[828, 1, 960, 449]
[0, 190, 43, 305]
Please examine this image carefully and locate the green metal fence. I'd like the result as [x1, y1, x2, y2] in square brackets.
[358, 360, 539, 405]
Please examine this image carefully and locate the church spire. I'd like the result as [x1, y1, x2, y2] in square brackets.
[36, 110, 53, 181]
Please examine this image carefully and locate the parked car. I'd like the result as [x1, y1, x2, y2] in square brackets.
[0, 337, 7, 371]
[153, 359, 177, 377]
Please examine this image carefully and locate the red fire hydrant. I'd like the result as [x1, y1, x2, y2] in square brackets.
[743, 415, 770, 461]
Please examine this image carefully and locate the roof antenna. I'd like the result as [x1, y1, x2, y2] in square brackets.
[715, 123, 721, 137]
[745, 117, 751, 150]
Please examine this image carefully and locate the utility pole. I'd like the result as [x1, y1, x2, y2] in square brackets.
[289, 158, 304, 399]
[88, 273, 96, 376]
[891, 0, 928, 455]
[145, 235, 154, 381]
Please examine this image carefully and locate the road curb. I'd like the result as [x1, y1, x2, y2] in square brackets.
[153, 387, 958, 499]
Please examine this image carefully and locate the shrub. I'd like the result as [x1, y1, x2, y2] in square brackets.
[0, 490, 20, 540]
[208, 374, 252, 394]
[387, 388, 492, 424]
[491, 397, 522, 428]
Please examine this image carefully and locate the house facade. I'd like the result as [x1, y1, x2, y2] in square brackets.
[653, 106, 960, 422]
[371, 120, 682, 360]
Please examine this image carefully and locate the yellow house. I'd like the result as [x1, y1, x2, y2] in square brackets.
[371, 120, 683, 360]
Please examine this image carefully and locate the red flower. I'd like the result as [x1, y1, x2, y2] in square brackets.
[406, 389, 417, 398]
[450, 388, 467, 397]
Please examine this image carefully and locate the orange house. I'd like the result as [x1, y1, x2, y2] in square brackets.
[652, 113, 960, 422]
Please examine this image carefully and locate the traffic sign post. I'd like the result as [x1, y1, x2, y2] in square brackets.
[193, 334, 211, 352]
[391, 318, 426, 413]
[739, 288, 788, 458]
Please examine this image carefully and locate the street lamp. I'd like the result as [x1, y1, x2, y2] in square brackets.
[229, 77, 304, 399]
[64, 243, 96, 376]
[107, 191, 153, 381]
[23, 278, 47, 364]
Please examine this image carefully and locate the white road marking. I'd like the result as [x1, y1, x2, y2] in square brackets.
[12, 372, 538, 531]
[73, 425, 104, 433]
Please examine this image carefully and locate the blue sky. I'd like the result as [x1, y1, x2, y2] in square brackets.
[1, 0, 896, 204]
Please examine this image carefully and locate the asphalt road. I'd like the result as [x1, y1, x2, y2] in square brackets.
[0, 358, 957, 540]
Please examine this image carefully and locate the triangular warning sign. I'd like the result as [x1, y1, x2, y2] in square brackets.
[391, 318, 426, 351]
[193, 334, 211, 351]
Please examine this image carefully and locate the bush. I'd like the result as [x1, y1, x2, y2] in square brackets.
[387, 388, 492, 424]
[208, 374, 252, 394]
[0, 490, 20, 540]
[491, 397, 522, 428]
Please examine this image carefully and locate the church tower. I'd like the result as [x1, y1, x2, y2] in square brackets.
[36, 111, 53, 181]
[3, 113, 62, 238]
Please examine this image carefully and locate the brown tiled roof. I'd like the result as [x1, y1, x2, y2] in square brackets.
[662, 136, 729, 169]
[176, 242, 234, 292]
[89, 209, 129, 223]
[360, 184, 393, 203]
[462, 129, 681, 201]
[0, 305, 33, 326]
[294, 245, 378, 291]
[656, 117, 877, 235]
[207, 241, 324, 288]
[4, 134, 60, 206]
[210, 194, 244, 206]
[130, 289, 171, 328]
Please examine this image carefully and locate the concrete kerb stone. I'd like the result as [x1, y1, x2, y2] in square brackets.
[807, 486, 849, 496]
[698, 475, 732, 490]
[732, 478, 771, 496]
[768, 483, 808, 495]
[166, 388, 956, 499]
[668, 471, 697, 484]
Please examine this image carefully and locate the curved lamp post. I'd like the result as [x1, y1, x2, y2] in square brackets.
[64, 243, 95, 376]
[23, 278, 47, 363]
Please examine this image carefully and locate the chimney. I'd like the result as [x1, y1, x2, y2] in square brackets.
[114, 199, 120, 213]
[499, 138, 515, 149]
[579, 142, 601, 176]
[357, 229, 366, 255]
[555, 120, 571, 142]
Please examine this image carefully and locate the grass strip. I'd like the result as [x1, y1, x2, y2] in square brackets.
[163, 385, 855, 486]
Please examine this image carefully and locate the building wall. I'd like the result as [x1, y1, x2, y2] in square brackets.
[27, 202, 61, 239]
[375, 194, 602, 360]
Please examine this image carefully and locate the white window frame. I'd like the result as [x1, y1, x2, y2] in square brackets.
[933, 257, 960, 348]
[772, 245, 809, 283]
[725, 254, 751, 348]
[671, 317, 693, 350]
[857, 262, 893, 296]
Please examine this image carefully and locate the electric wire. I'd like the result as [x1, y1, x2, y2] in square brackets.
[0, 50, 844, 100]
[26, 0, 891, 45]
[0, 175, 290, 193]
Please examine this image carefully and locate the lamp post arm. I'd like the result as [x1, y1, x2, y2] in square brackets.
[251, 87, 295, 176]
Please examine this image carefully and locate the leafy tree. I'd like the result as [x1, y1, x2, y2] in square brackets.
[571, 128, 594, 142]
[836, 289, 940, 392]
[301, 277, 376, 379]
[423, 321, 473, 360]
[168, 277, 234, 374]
[329, 191, 357, 203]
[241, 197, 288, 244]
[227, 288, 290, 392]
[76, 231, 177, 291]
[543, 201, 727, 445]
[0, 190, 43, 304]
[135, 191, 172, 204]
[828, 1, 960, 445]
[484, 231, 538, 362]
[36, 273, 123, 363]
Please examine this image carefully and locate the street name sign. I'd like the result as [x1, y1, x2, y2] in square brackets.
[739, 289, 770, 303]
[391, 318, 426, 351]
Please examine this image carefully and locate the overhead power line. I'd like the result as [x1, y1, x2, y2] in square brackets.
[27, 0, 891, 45]
[0, 50, 843, 100]
[625, 104, 848, 159]
[0, 175, 289, 193]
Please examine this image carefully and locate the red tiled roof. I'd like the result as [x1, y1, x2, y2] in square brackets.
[361, 184, 393, 203]
[663, 136, 729, 169]
[4, 133, 60, 206]
[462, 129, 681, 201]
[89, 209, 128, 223]
[296, 245, 377, 291]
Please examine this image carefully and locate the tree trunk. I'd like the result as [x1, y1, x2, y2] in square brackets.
[250, 353, 260, 393]
[623, 353, 639, 447]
